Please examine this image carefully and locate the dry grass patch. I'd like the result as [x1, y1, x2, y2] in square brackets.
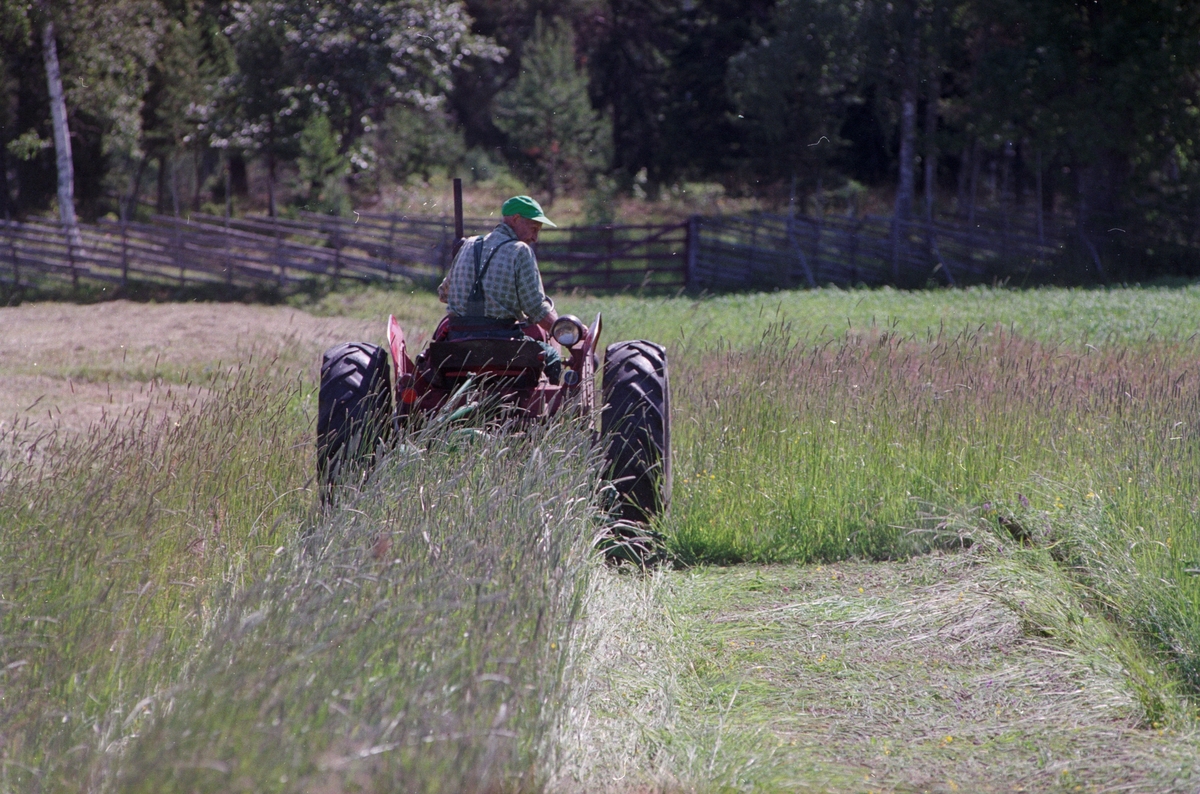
[0, 300, 385, 434]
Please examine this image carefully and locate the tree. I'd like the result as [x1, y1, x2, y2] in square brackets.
[967, 0, 1200, 233]
[494, 16, 610, 202]
[0, 0, 32, 218]
[726, 0, 864, 193]
[449, 1, 603, 156]
[53, 0, 165, 219]
[38, 5, 76, 234]
[140, 0, 230, 218]
[587, 0, 677, 193]
[656, 0, 775, 182]
[295, 112, 349, 215]
[218, 0, 498, 213]
[0, 1, 166, 221]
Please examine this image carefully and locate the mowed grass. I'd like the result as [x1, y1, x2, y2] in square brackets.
[562, 556, 1200, 792]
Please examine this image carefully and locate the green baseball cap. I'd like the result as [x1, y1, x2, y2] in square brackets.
[501, 195, 557, 228]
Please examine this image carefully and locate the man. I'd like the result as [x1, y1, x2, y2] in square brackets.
[437, 195, 562, 382]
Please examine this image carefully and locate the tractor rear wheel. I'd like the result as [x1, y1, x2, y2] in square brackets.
[601, 340, 671, 523]
[317, 342, 394, 500]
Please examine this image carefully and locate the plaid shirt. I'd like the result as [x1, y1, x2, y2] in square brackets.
[439, 223, 553, 323]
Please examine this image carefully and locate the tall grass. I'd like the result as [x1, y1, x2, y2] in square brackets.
[665, 323, 1200, 698]
[0, 365, 310, 792]
[119, 419, 597, 792]
[0, 365, 600, 792]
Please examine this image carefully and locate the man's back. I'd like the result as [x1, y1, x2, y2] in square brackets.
[440, 221, 553, 324]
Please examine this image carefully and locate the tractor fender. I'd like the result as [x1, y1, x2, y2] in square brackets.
[387, 315, 415, 388]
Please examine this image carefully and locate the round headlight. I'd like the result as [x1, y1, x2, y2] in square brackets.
[551, 315, 585, 347]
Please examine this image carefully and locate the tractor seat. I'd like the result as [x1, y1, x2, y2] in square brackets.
[424, 338, 545, 389]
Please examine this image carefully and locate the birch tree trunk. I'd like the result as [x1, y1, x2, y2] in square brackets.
[41, 16, 78, 236]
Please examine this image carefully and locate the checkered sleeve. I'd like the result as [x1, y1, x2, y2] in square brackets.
[511, 243, 553, 322]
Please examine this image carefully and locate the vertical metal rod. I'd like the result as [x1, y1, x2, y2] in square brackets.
[453, 177, 464, 249]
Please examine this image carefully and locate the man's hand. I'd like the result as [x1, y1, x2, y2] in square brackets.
[437, 278, 449, 303]
[536, 306, 558, 334]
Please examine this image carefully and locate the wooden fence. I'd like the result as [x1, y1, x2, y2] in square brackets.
[511, 222, 687, 291]
[192, 210, 454, 279]
[5, 205, 1164, 296]
[181, 212, 690, 291]
[687, 212, 1069, 291]
[0, 214, 443, 292]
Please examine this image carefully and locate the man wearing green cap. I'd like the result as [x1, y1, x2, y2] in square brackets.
[437, 195, 563, 382]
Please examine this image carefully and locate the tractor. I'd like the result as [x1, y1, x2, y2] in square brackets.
[315, 184, 670, 542]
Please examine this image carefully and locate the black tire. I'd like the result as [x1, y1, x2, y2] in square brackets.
[601, 340, 671, 523]
[317, 342, 393, 498]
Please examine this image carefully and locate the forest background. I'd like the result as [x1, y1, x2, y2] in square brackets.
[2, 0, 1200, 241]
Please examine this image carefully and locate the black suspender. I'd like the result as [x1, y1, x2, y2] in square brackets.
[465, 236, 516, 315]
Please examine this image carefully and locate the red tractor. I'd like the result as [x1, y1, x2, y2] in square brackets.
[315, 202, 670, 537]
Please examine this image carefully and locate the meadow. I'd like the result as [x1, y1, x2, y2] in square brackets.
[3, 284, 1200, 790]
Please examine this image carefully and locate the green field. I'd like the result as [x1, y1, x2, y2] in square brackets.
[4, 285, 1200, 791]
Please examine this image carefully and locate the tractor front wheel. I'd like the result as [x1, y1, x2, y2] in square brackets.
[317, 342, 394, 501]
[601, 340, 671, 524]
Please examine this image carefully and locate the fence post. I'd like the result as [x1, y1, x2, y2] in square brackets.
[786, 215, 817, 288]
[746, 217, 759, 288]
[387, 216, 397, 279]
[685, 216, 698, 290]
[849, 219, 861, 285]
[1002, 209, 1011, 266]
[928, 225, 955, 286]
[274, 214, 285, 287]
[1035, 148, 1045, 245]
[1079, 227, 1107, 281]
[120, 220, 128, 286]
[4, 221, 17, 286]
[65, 221, 79, 290]
[605, 226, 615, 290]
[332, 221, 341, 289]
[224, 214, 233, 287]
[174, 222, 184, 287]
[812, 216, 822, 282]
[889, 216, 901, 282]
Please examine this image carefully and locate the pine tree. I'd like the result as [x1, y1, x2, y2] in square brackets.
[494, 16, 611, 203]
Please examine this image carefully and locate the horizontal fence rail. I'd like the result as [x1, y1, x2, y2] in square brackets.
[6, 206, 1194, 296]
[529, 222, 687, 291]
[155, 213, 446, 283]
[0, 215, 444, 292]
[451, 218, 688, 292]
[688, 212, 1068, 291]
